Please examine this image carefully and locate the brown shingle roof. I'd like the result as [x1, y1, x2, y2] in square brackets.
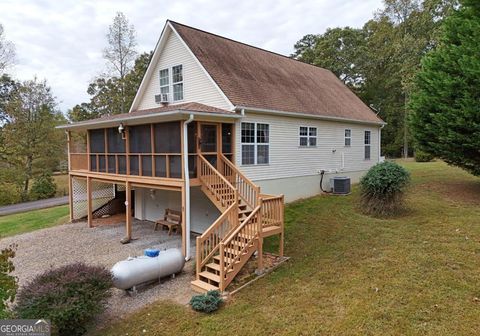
[59, 103, 235, 129]
[170, 21, 383, 124]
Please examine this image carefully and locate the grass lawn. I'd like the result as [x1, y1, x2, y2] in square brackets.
[0, 205, 69, 239]
[94, 161, 480, 336]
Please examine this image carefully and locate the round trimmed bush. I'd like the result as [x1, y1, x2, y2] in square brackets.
[189, 290, 223, 313]
[15, 263, 112, 336]
[415, 150, 434, 162]
[360, 161, 410, 216]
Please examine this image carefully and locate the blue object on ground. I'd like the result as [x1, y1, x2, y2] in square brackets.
[144, 249, 160, 257]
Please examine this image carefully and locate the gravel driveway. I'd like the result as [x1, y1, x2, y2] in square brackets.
[0, 220, 198, 325]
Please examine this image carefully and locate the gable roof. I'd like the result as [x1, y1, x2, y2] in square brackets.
[169, 21, 383, 124]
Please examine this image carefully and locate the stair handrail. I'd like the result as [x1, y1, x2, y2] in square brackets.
[260, 194, 284, 229]
[219, 153, 260, 209]
[198, 154, 238, 208]
[219, 200, 263, 288]
[196, 202, 238, 276]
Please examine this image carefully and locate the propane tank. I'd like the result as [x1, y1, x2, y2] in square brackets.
[111, 248, 185, 290]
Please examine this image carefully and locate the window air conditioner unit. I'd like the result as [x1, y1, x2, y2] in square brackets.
[330, 176, 351, 195]
[155, 93, 169, 104]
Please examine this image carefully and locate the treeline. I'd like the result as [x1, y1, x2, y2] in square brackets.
[0, 12, 150, 205]
[292, 0, 458, 158]
[0, 24, 66, 204]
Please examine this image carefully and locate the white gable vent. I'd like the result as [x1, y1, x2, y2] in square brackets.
[155, 93, 169, 104]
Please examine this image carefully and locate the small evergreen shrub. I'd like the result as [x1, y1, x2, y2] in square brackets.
[415, 150, 434, 162]
[15, 263, 112, 336]
[29, 172, 57, 200]
[360, 161, 410, 216]
[0, 244, 18, 319]
[189, 290, 223, 313]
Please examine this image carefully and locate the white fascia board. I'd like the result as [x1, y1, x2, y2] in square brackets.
[235, 106, 387, 126]
[169, 23, 235, 111]
[56, 110, 241, 131]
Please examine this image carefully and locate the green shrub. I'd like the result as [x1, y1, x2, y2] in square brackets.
[189, 290, 223, 313]
[360, 161, 410, 216]
[29, 173, 57, 200]
[415, 150, 434, 162]
[0, 183, 21, 205]
[15, 263, 112, 336]
[0, 244, 18, 319]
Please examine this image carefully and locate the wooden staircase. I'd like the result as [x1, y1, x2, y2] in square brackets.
[191, 154, 284, 293]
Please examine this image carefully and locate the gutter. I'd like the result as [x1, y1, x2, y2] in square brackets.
[182, 114, 194, 261]
[234, 105, 386, 126]
[56, 110, 241, 131]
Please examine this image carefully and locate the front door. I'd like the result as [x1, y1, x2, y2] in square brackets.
[199, 123, 218, 167]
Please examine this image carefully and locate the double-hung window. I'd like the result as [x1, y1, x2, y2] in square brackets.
[364, 130, 371, 160]
[172, 65, 183, 101]
[159, 65, 184, 102]
[345, 129, 352, 147]
[159, 69, 169, 96]
[241, 122, 269, 165]
[299, 126, 317, 147]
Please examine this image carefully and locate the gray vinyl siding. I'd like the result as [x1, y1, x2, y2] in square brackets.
[136, 29, 232, 111]
[235, 112, 381, 182]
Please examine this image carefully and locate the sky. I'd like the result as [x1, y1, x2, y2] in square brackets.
[0, 0, 384, 112]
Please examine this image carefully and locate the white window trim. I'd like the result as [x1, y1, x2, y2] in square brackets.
[241, 122, 270, 166]
[159, 64, 184, 103]
[159, 68, 169, 97]
[172, 64, 184, 102]
[345, 129, 352, 147]
[364, 130, 371, 160]
[299, 126, 317, 147]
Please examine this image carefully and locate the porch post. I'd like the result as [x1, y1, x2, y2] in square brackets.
[86, 176, 92, 228]
[125, 181, 132, 242]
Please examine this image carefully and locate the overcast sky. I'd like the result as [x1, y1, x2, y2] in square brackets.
[0, 0, 383, 112]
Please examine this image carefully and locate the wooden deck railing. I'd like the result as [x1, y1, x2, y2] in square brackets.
[198, 154, 237, 209]
[219, 202, 262, 290]
[196, 203, 238, 276]
[219, 154, 260, 209]
[260, 195, 284, 229]
[70, 153, 88, 171]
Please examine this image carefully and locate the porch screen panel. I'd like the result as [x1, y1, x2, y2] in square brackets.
[169, 155, 182, 178]
[129, 156, 139, 175]
[142, 156, 152, 176]
[155, 156, 167, 177]
[129, 125, 151, 153]
[89, 129, 105, 153]
[117, 156, 127, 174]
[154, 122, 181, 153]
[90, 155, 97, 171]
[187, 122, 197, 153]
[107, 128, 125, 153]
[107, 155, 116, 173]
[98, 155, 106, 173]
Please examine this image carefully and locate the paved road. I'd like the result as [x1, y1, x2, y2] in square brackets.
[0, 196, 69, 216]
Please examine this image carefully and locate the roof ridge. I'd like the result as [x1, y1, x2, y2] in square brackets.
[167, 20, 330, 73]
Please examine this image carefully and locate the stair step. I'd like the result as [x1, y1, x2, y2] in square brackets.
[206, 262, 220, 272]
[231, 240, 247, 248]
[191, 279, 219, 293]
[239, 209, 251, 214]
[199, 271, 220, 283]
[213, 254, 240, 265]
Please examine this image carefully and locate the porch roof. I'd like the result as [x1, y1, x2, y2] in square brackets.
[58, 102, 239, 131]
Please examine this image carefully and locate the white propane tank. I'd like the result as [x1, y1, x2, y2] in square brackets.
[111, 248, 185, 290]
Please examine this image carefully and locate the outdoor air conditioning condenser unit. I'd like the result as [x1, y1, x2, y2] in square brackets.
[330, 176, 351, 195]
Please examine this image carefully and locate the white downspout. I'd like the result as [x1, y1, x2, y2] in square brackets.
[183, 114, 194, 261]
[379, 124, 384, 162]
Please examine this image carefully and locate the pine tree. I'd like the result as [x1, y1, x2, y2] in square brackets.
[409, 0, 480, 175]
